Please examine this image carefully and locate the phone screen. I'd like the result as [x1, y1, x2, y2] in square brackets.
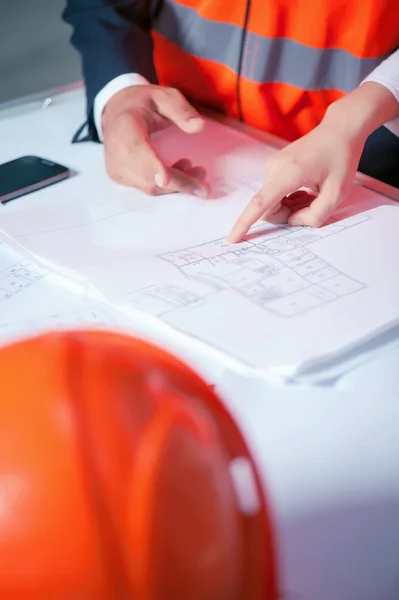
[0, 156, 70, 204]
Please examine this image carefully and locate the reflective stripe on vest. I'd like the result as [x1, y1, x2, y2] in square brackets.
[151, 0, 399, 140]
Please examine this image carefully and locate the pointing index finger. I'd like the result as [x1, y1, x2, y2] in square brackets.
[227, 168, 303, 243]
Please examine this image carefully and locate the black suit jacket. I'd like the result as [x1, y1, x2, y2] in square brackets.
[63, 0, 399, 187]
[63, 0, 159, 142]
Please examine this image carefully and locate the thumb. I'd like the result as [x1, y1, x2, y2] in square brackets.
[154, 88, 204, 134]
[288, 179, 347, 227]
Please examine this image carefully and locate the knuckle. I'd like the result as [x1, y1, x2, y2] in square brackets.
[165, 86, 182, 99]
[181, 183, 196, 196]
[165, 87, 192, 110]
[269, 153, 303, 174]
[153, 86, 181, 108]
[252, 193, 266, 209]
[305, 214, 323, 228]
[286, 157, 304, 176]
[142, 183, 158, 196]
[288, 155, 303, 168]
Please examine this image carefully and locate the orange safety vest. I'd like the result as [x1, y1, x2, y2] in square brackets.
[0, 331, 276, 599]
[151, 0, 399, 141]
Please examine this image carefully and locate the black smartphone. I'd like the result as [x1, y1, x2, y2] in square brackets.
[0, 155, 70, 205]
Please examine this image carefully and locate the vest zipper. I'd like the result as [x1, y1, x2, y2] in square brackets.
[236, 0, 252, 122]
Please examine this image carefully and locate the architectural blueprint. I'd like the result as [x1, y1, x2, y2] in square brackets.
[128, 213, 369, 319]
[0, 239, 114, 346]
[0, 240, 49, 303]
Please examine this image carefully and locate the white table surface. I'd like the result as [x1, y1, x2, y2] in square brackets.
[1, 84, 398, 600]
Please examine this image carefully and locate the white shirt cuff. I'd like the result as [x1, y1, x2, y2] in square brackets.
[362, 49, 399, 137]
[93, 73, 150, 141]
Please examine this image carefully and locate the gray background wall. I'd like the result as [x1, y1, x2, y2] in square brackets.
[0, 0, 81, 104]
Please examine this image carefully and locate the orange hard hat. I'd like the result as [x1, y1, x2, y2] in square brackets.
[0, 330, 277, 599]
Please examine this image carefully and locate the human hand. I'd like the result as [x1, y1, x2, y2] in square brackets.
[228, 118, 365, 243]
[102, 85, 209, 197]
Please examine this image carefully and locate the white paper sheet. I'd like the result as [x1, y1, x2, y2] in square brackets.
[0, 235, 108, 342]
[0, 236, 225, 384]
[1, 97, 398, 380]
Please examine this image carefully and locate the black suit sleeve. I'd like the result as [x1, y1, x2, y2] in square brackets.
[63, 0, 159, 141]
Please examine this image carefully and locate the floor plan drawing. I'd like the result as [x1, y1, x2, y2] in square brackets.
[128, 213, 370, 319]
[0, 239, 123, 343]
[0, 242, 49, 304]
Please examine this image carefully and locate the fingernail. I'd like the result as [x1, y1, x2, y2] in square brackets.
[194, 187, 207, 198]
[154, 172, 165, 187]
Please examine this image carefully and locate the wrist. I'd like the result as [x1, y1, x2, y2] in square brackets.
[94, 74, 150, 141]
[102, 86, 147, 134]
[322, 82, 399, 143]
